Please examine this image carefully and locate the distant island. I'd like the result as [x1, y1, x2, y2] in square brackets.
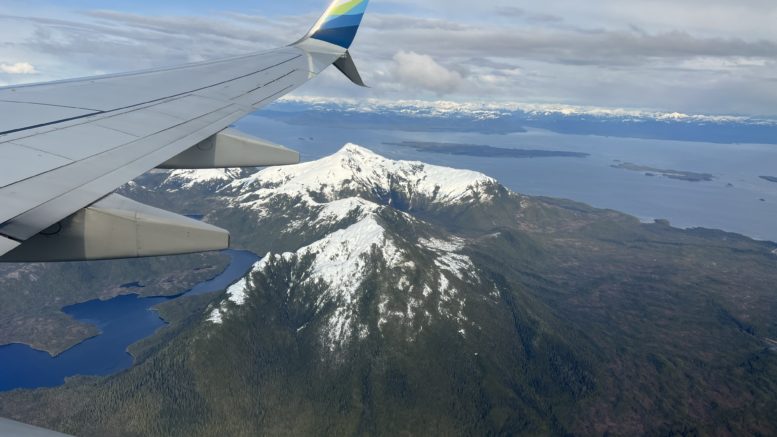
[612, 161, 714, 182]
[760, 176, 777, 183]
[384, 141, 589, 159]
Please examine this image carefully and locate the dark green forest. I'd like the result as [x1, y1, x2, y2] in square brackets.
[1, 166, 776, 436]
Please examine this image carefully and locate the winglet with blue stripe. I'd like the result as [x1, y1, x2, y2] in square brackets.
[305, 0, 370, 49]
[297, 0, 370, 87]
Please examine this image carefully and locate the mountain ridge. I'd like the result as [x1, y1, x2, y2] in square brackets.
[205, 144, 491, 353]
[1, 143, 776, 436]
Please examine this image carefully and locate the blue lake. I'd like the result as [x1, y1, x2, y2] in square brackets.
[0, 250, 259, 392]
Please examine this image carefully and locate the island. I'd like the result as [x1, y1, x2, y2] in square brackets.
[612, 161, 714, 182]
[384, 141, 589, 159]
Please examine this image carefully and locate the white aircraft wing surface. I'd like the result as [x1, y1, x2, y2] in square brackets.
[0, 0, 369, 262]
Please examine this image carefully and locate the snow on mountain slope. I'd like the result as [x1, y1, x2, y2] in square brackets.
[208, 206, 478, 351]
[300, 215, 404, 350]
[224, 143, 497, 210]
[163, 168, 247, 190]
[288, 197, 378, 234]
[206, 144, 491, 352]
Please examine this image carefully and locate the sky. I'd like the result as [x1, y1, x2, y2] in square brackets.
[0, 0, 776, 116]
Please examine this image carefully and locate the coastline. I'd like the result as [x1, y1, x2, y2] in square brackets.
[0, 250, 258, 392]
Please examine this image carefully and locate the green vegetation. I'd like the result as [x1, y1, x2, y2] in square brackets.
[1, 169, 776, 435]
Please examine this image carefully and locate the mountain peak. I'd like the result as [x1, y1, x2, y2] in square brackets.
[227, 143, 497, 209]
[203, 144, 503, 352]
[336, 142, 373, 156]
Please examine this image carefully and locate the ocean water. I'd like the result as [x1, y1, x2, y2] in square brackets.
[236, 114, 777, 242]
[0, 250, 259, 392]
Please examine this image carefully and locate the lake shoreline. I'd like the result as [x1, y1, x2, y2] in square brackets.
[0, 250, 259, 392]
[0, 267, 234, 358]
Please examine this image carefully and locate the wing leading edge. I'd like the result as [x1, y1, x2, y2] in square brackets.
[0, 0, 370, 261]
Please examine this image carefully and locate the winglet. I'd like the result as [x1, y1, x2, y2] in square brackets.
[304, 0, 370, 49]
[334, 51, 368, 87]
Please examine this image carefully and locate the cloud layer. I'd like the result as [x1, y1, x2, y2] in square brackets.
[0, 1, 775, 116]
[389, 51, 464, 95]
[0, 62, 37, 74]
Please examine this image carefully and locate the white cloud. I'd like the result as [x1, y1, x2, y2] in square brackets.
[0, 62, 37, 75]
[1, 2, 776, 115]
[389, 51, 465, 96]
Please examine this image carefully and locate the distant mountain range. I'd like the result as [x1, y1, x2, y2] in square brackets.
[1, 145, 777, 436]
[282, 96, 777, 126]
[266, 97, 777, 144]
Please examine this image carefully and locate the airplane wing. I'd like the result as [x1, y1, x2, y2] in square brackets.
[0, 0, 369, 262]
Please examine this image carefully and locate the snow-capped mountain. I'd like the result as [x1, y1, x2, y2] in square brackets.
[266, 97, 777, 145]
[204, 144, 500, 353]
[222, 143, 497, 210]
[162, 168, 253, 191]
[280, 96, 777, 126]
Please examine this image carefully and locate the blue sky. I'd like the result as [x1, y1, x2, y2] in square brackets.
[1, 0, 776, 116]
